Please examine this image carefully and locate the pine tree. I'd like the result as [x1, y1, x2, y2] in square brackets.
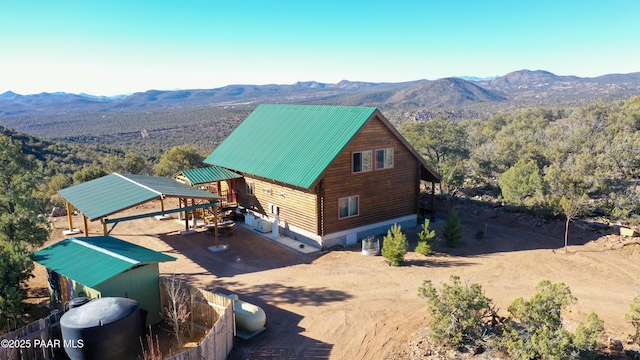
[415, 219, 437, 255]
[381, 224, 408, 266]
[443, 209, 462, 247]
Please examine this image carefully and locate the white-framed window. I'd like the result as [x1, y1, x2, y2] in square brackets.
[375, 148, 394, 170]
[246, 181, 254, 196]
[339, 195, 359, 219]
[263, 188, 271, 195]
[352, 150, 372, 173]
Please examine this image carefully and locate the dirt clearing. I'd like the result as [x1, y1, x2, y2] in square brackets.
[28, 200, 640, 359]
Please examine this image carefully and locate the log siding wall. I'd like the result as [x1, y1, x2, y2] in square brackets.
[322, 115, 419, 235]
[235, 176, 318, 234]
[230, 114, 420, 242]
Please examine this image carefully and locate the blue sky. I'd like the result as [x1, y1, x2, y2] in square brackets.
[1, 1, 638, 96]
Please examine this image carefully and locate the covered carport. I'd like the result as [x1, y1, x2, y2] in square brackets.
[58, 173, 223, 238]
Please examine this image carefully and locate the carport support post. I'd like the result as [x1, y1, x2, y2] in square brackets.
[431, 181, 436, 217]
[83, 214, 89, 237]
[66, 201, 74, 231]
[102, 219, 108, 236]
[214, 204, 219, 247]
[191, 199, 196, 228]
[183, 198, 189, 231]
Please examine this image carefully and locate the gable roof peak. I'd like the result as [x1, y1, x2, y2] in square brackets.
[205, 104, 378, 188]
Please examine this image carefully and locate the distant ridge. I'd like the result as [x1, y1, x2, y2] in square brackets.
[2, 70, 640, 115]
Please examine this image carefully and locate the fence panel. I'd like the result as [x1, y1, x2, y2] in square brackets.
[0, 311, 63, 360]
[161, 277, 235, 360]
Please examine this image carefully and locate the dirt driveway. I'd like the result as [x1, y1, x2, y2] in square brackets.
[30, 200, 640, 359]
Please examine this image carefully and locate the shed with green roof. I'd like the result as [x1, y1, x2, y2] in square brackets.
[34, 236, 176, 324]
[204, 104, 441, 248]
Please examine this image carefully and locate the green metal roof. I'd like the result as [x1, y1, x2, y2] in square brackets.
[33, 236, 176, 288]
[176, 166, 242, 185]
[58, 173, 221, 221]
[204, 104, 377, 189]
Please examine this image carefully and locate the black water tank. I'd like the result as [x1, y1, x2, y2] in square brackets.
[68, 297, 89, 309]
[60, 297, 142, 360]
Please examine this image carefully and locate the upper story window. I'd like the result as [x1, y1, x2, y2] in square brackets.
[246, 181, 254, 196]
[352, 151, 372, 173]
[339, 195, 359, 219]
[375, 148, 394, 170]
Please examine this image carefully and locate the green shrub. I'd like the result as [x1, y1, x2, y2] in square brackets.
[627, 296, 640, 343]
[418, 275, 493, 349]
[443, 209, 462, 247]
[0, 241, 34, 332]
[503, 280, 605, 360]
[415, 219, 437, 255]
[574, 312, 605, 356]
[381, 224, 407, 266]
[498, 159, 544, 206]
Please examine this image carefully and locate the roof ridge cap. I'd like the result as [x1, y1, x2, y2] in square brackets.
[113, 172, 163, 196]
[71, 238, 139, 265]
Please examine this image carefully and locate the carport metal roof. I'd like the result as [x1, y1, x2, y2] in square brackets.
[33, 236, 176, 288]
[58, 173, 221, 221]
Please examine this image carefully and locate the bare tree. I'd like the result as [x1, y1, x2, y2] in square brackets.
[559, 193, 587, 253]
[140, 326, 163, 360]
[162, 275, 191, 348]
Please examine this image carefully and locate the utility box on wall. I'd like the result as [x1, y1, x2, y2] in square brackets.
[254, 219, 272, 233]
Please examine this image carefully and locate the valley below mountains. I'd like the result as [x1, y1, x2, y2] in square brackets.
[2, 69, 640, 156]
[2, 69, 640, 116]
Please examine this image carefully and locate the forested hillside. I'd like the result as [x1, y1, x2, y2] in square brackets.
[400, 95, 640, 225]
[1, 105, 252, 158]
[3, 95, 640, 226]
[0, 126, 124, 177]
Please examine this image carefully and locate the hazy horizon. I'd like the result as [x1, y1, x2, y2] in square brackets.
[2, 1, 639, 96]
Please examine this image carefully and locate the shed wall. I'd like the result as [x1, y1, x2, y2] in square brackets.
[93, 263, 163, 324]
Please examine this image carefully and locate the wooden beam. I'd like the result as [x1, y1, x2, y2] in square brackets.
[83, 214, 89, 237]
[214, 204, 219, 247]
[415, 162, 421, 215]
[66, 201, 74, 231]
[102, 201, 217, 225]
[431, 182, 436, 219]
[191, 198, 196, 229]
[102, 219, 108, 236]
[183, 198, 189, 231]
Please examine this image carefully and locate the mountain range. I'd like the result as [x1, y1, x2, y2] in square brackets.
[2, 70, 640, 116]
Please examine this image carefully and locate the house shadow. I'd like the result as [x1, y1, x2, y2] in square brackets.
[155, 226, 319, 277]
[204, 281, 348, 359]
[226, 303, 332, 360]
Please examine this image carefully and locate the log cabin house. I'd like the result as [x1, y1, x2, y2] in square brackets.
[203, 104, 441, 249]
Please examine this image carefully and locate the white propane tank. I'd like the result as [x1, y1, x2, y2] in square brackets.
[223, 294, 266, 333]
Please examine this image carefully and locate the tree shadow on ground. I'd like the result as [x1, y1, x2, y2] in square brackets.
[413, 199, 608, 257]
[403, 255, 477, 268]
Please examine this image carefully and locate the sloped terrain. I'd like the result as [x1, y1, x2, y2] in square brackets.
[27, 199, 640, 359]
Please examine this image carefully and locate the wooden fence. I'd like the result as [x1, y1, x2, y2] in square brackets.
[160, 277, 235, 360]
[0, 310, 64, 360]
